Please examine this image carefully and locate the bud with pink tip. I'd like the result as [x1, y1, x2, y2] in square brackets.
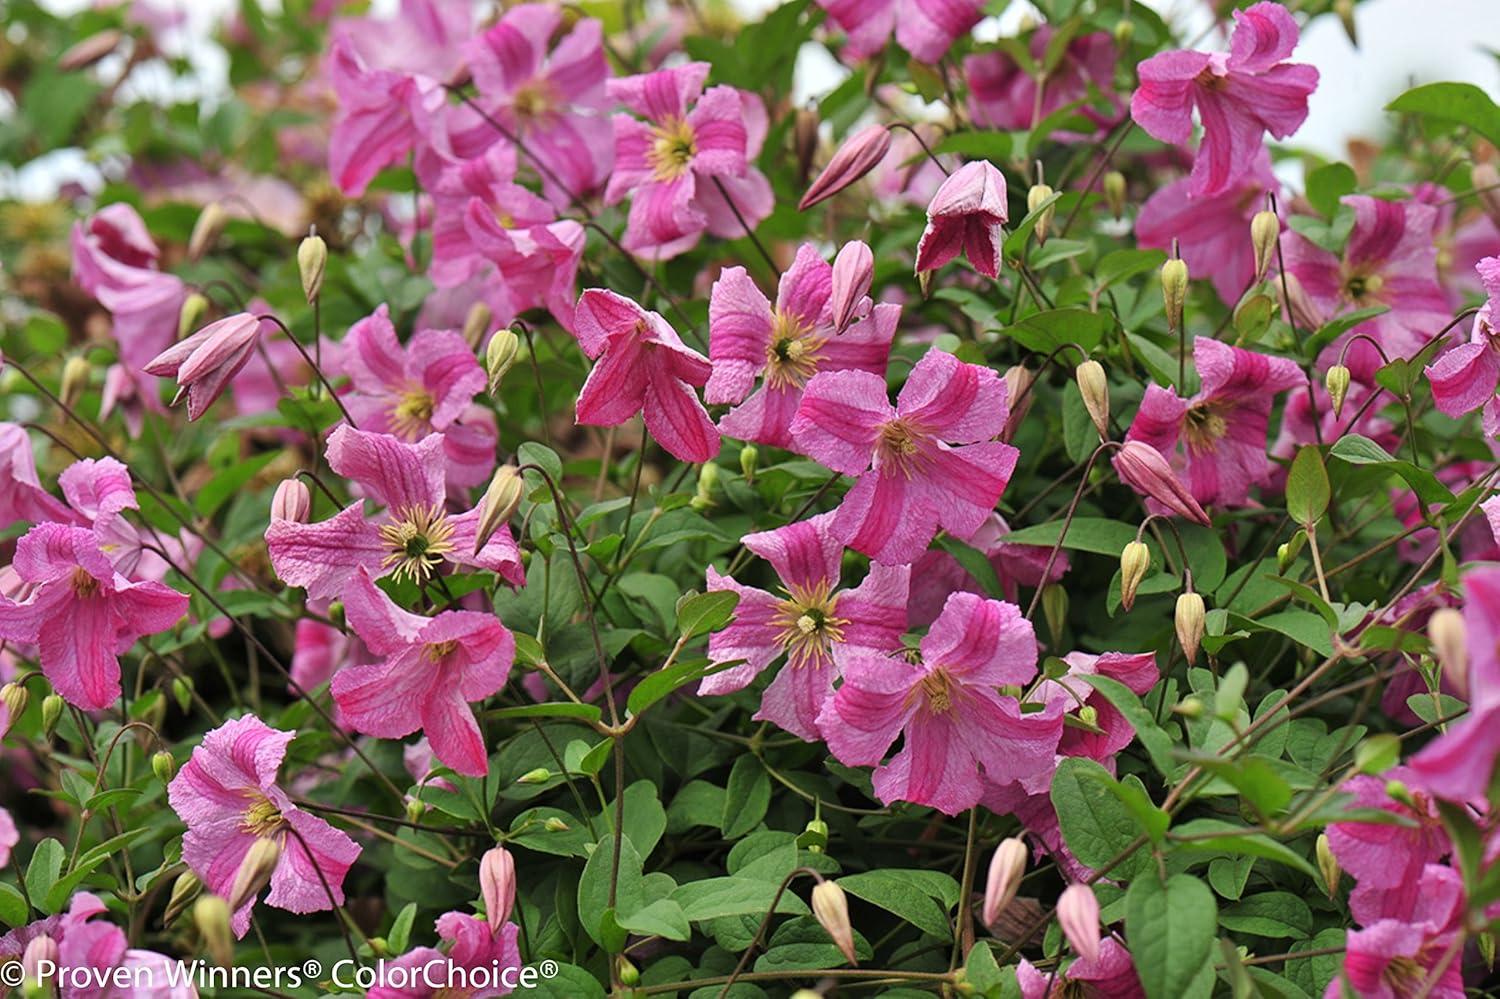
[914, 161, 1009, 279]
[830, 241, 874, 334]
[144, 313, 263, 421]
[1111, 441, 1211, 526]
[22, 935, 58, 984]
[271, 479, 311, 523]
[480, 846, 516, 933]
[1057, 883, 1100, 963]
[800, 125, 891, 210]
[982, 837, 1028, 925]
[811, 880, 858, 965]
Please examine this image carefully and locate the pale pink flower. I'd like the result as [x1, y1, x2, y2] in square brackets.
[814, 0, 983, 64]
[0, 423, 73, 529]
[1326, 769, 1451, 914]
[326, 34, 446, 197]
[1332, 865, 1466, 999]
[331, 0, 471, 83]
[800, 124, 892, 211]
[1031, 651, 1159, 775]
[966, 28, 1121, 134]
[1111, 440, 1211, 526]
[71, 203, 187, 379]
[143, 313, 262, 421]
[1018, 937, 1145, 999]
[0, 807, 15, 867]
[914, 161, 1009, 279]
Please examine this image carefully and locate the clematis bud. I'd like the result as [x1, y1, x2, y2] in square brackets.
[517, 767, 550, 784]
[1001, 365, 1034, 441]
[227, 837, 281, 913]
[1316, 833, 1341, 897]
[794, 106, 820, 184]
[2, 683, 29, 727]
[739, 444, 758, 482]
[915, 161, 1009, 279]
[1173, 696, 1205, 719]
[1280, 272, 1322, 331]
[1112, 18, 1134, 48]
[811, 881, 858, 965]
[1161, 257, 1188, 331]
[1428, 607, 1468, 698]
[22, 936, 58, 986]
[830, 241, 874, 333]
[144, 313, 263, 421]
[475, 465, 523, 554]
[165, 871, 203, 926]
[799, 817, 829, 853]
[617, 956, 641, 988]
[42, 694, 64, 736]
[1250, 210, 1280, 281]
[188, 202, 229, 262]
[152, 751, 176, 783]
[271, 479, 311, 523]
[1075, 360, 1109, 439]
[543, 816, 570, 832]
[1333, 0, 1357, 45]
[298, 231, 327, 304]
[1474, 164, 1500, 230]
[194, 895, 235, 967]
[1077, 705, 1098, 729]
[1027, 183, 1056, 244]
[480, 846, 516, 932]
[1119, 541, 1151, 612]
[1103, 170, 1127, 219]
[172, 676, 193, 713]
[1057, 884, 1100, 963]
[1112, 441, 1211, 526]
[1041, 584, 1068, 649]
[59, 29, 123, 71]
[486, 329, 521, 394]
[1176, 590, 1206, 664]
[405, 798, 426, 823]
[982, 838, 1028, 926]
[60, 355, 90, 410]
[1324, 364, 1351, 419]
[178, 292, 209, 338]
[691, 462, 720, 511]
[800, 125, 891, 210]
[463, 302, 493, 349]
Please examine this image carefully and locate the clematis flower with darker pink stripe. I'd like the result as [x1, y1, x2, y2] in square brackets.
[265, 425, 525, 600]
[906, 514, 1067, 627]
[1332, 864, 1466, 999]
[702, 512, 909, 741]
[914, 161, 1009, 279]
[791, 348, 1018, 566]
[326, 33, 446, 198]
[0, 423, 73, 530]
[1130, 1, 1317, 197]
[1123, 337, 1303, 508]
[1425, 256, 1500, 418]
[167, 716, 361, 937]
[814, 0, 983, 64]
[818, 592, 1063, 815]
[143, 313, 262, 421]
[572, 289, 720, 462]
[332, 568, 514, 777]
[1018, 938, 1146, 999]
[965, 27, 1121, 134]
[707, 243, 896, 450]
[368, 912, 521, 999]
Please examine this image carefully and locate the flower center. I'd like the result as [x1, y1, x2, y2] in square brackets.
[648, 117, 697, 182]
[1343, 272, 1384, 303]
[389, 387, 437, 441]
[770, 579, 848, 669]
[913, 668, 954, 714]
[876, 418, 928, 479]
[241, 793, 286, 837]
[511, 79, 558, 123]
[378, 504, 457, 586]
[424, 639, 460, 663]
[1182, 403, 1228, 451]
[71, 566, 101, 598]
[763, 310, 827, 391]
[1382, 955, 1427, 994]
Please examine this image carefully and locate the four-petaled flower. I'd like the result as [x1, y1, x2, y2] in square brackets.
[914, 161, 1010, 279]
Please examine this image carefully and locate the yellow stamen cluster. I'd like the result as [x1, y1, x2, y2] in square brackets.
[1343, 271, 1385, 304]
[763, 310, 828, 391]
[389, 387, 437, 441]
[71, 566, 101, 598]
[648, 117, 697, 182]
[876, 418, 927, 479]
[241, 793, 286, 838]
[1182, 403, 1229, 451]
[914, 669, 954, 714]
[510, 79, 559, 123]
[379, 504, 457, 586]
[424, 639, 460, 663]
[770, 579, 848, 670]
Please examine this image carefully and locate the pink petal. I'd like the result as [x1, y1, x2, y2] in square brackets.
[920, 592, 1038, 686]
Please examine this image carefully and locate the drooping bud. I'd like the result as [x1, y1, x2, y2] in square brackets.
[1001, 365, 1034, 441]
[1250, 210, 1280, 282]
[475, 465, 523, 554]
[165, 870, 203, 926]
[1280, 272, 1323, 331]
[982, 838, 1028, 926]
[1428, 607, 1469, 698]
[41, 694, 64, 736]
[739, 444, 758, 482]
[1175, 590, 1206, 664]
[172, 676, 193, 713]
[58, 29, 123, 71]
[1041, 584, 1068, 649]
[1027, 184, 1056, 245]
[1112, 18, 1134, 48]
[405, 798, 426, 823]
[480, 846, 516, 932]
[188, 202, 229, 262]
[152, 751, 176, 783]
[1325, 365, 1351, 419]
[1103, 170, 1127, 220]
[1077, 705, 1099, 729]
[793, 106, 820, 185]
[800, 125, 891, 210]
[1278, 530, 1306, 573]
[830, 241, 874, 334]
[1173, 695, 1205, 719]
[21, 935, 58, 986]
[1, 683, 28, 727]
[486, 329, 521, 394]
[178, 292, 209, 338]
[298, 231, 327, 305]
[691, 462, 720, 511]
[1333, 0, 1357, 45]
[811, 881, 858, 965]
[1161, 257, 1189, 331]
[1075, 360, 1109, 439]
[517, 767, 550, 784]
[1057, 884, 1101, 963]
[1474, 164, 1500, 230]
[194, 895, 235, 967]
[1119, 541, 1151, 612]
[1315, 833, 1340, 897]
[1112, 440, 1211, 526]
[270, 479, 311, 523]
[463, 301, 493, 349]
[60, 355, 91, 410]
[227, 838, 281, 913]
[617, 956, 641, 988]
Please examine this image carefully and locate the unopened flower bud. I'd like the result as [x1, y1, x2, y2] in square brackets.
[1075, 360, 1109, 440]
[475, 465, 523, 554]
[794, 106, 820, 185]
[58, 29, 123, 71]
[22, 935, 58, 986]
[691, 462, 720, 511]
[152, 751, 176, 783]
[194, 895, 235, 967]
[1474, 164, 1500, 230]
[1161, 257, 1188, 332]
[1325, 365, 1351, 419]
[1112, 19, 1134, 48]
[1385, 778, 1415, 808]
[188, 202, 229, 262]
[917, 267, 933, 300]
[1428, 607, 1469, 698]
[800, 124, 891, 210]
[617, 956, 641, 988]
[60, 355, 90, 410]
[480, 846, 516, 932]
[1057, 884, 1100, 963]
[172, 676, 193, 713]
[1041, 583, 1068, 649]
[1103, 170, 1127, 220]
[1173, 695, 1205, 718]
[486, 329, 521, 394]
[1333, 0, 1357, 45]
[1119, 541, 1151, 612]
[1281, 272, 1322, 331]
[543, 816, 570, 832]
[791, 992, 821, 999]
[42, 694, 64, 736]
[178, 292, 209, 338]
[517, 767, 550, 785]
[830, 240, 874, 333]
[1175, 590, 1206, 664]
[739, 445, 758, 482]
[165, 870, 203, 926]
[1316, 833, 1340, 897]
[798, 818, 829, 853]
[982, 838, 1027, 925]
[1, 683, 28, 727]
[227, 837, 281, 913]
[463, 302, 493, 349]
[405, 798, 426, 823]
[367, 936, 389, 958]
[811, 881, 858, 965]
[1481, 931, 1497, 971]
[1027, 184, 1055, 245]
[298, 231, 327, 304]
[1077, 705, 1099, 729]
[1001, 365, 1034, 441]
[1250, 210, 1279, 281]
[270, 479, 311, 523]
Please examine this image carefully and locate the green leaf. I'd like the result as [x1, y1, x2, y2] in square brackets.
[196, 451, 279, 517]
[577, 836, 645, 948]
[1328, 434, 1454, 507]
[1170, 818, 1317, 879]
[627, 657, 740, 717]
[1000, 517, 1136, 557]
[517, 441, 564, 490]
[1125, 874, 1217, 999]
[387, 903, 417, 954]
[1285, 446, 1329, 527]
[933, 132, 1013, 160]
[1079, 675, 1177, 778]
[676, 590, 740, 639]
[1387, 82, 1500, 149]
[1003, 191, 1064, 258]
[721, 756, 771, 839]
[1219, 892, 1314, 938]
[837, 870, 959, 940]
[1304, 306, 1389, 358]
[0, 883, 28, 928]
[1305, 163, 1356, 218]
[488, 702, 603, 723]
[1050, 758, 1149, 874]
[616, 898, 691, 941]
[25, 839, 65, 914]
[672, 877, 809, 921]
[937, 534, 1008, 599]
[998, 308, 1110, 356]
[511, 963, 607, 999]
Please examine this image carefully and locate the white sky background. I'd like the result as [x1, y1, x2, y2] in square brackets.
[6, 0, 1500, 198]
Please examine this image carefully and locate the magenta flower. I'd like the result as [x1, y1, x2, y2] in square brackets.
[819, 593, 1063, 815]
[167, 716, 361, 937]
[0, 807, 14, 868]
[702, 512, 909, 740]
[1034, 651, 1159, 770]
[368, 912, 521, 999]
[70, 203, 187, 378]
[707, 243, 896, 449]
[0, 423, 73, 530]
[327, 34, 445, 198]
[906, 513, 1067, 627]
[572, 289, 720, 462]
[791, 348, 1018, 565]
[1137, 149, 1277, 304]
[1130, 1, 1317, 197]
[265, 425, 525, 600]
[1426, 256, 1500, 416]
[463, 206, 586, 334]
[143, 313, 262, 421]
[1334, 864, 1466, 999]
[800, 124, 892, 211]
[966, 28, 1120, 133]
[332, 569, 514, 777]
[814, 0, 982, 64]
[1018, 937, 1145, 999]
[1124, 337, 1303, 508]
[605, 63, 772, 259]
[1326, 770, 1450, 909]
[1280, 196, 1449, 378]
[0, 524, 187, 711]
[914, 161, 1009, 279]
[330, 0, 471, 83]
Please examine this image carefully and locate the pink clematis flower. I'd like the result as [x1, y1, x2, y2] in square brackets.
[1326, 769, 1451, 918]
[0, 807, 15, 867]
[1425, 256, 1500, 417]
[1018, 938, 1146, 999]
[167, 716, 362, 937]
[605, 62, 773, 260]
[1110, 440, 1211, 525]
[1332, 864, 1466, 999]
[706, 243, 897, 449]
[792, 348, 1018, 565]
[1280, 195, 1449, 378]
[965, 28, 1121, 134]
[702, 512, 910, 740]
[0, 423, 74, 529]
[1032, 651, 1159, 772]
[1136, 148, 1277, 304]
[332, 569, 514, 777]
[326, 33, 446, 198]
[265, 425, 525, 600]
[913, 161, 1009, 279]
[1130, 1, 1318, 197]
[71, 203, 187, 379]
[331, 0, 471, 84]
[1124, 337, 1304, 508]
[368, 912, 522, 999]
[819, 592, 1064, 815]
[814, 0, 983, 64]
[143, 313, 262, 421]
[572, 289, 720, 462]
[906, 514, 1067, 627]
[0, 523, 187, 711]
